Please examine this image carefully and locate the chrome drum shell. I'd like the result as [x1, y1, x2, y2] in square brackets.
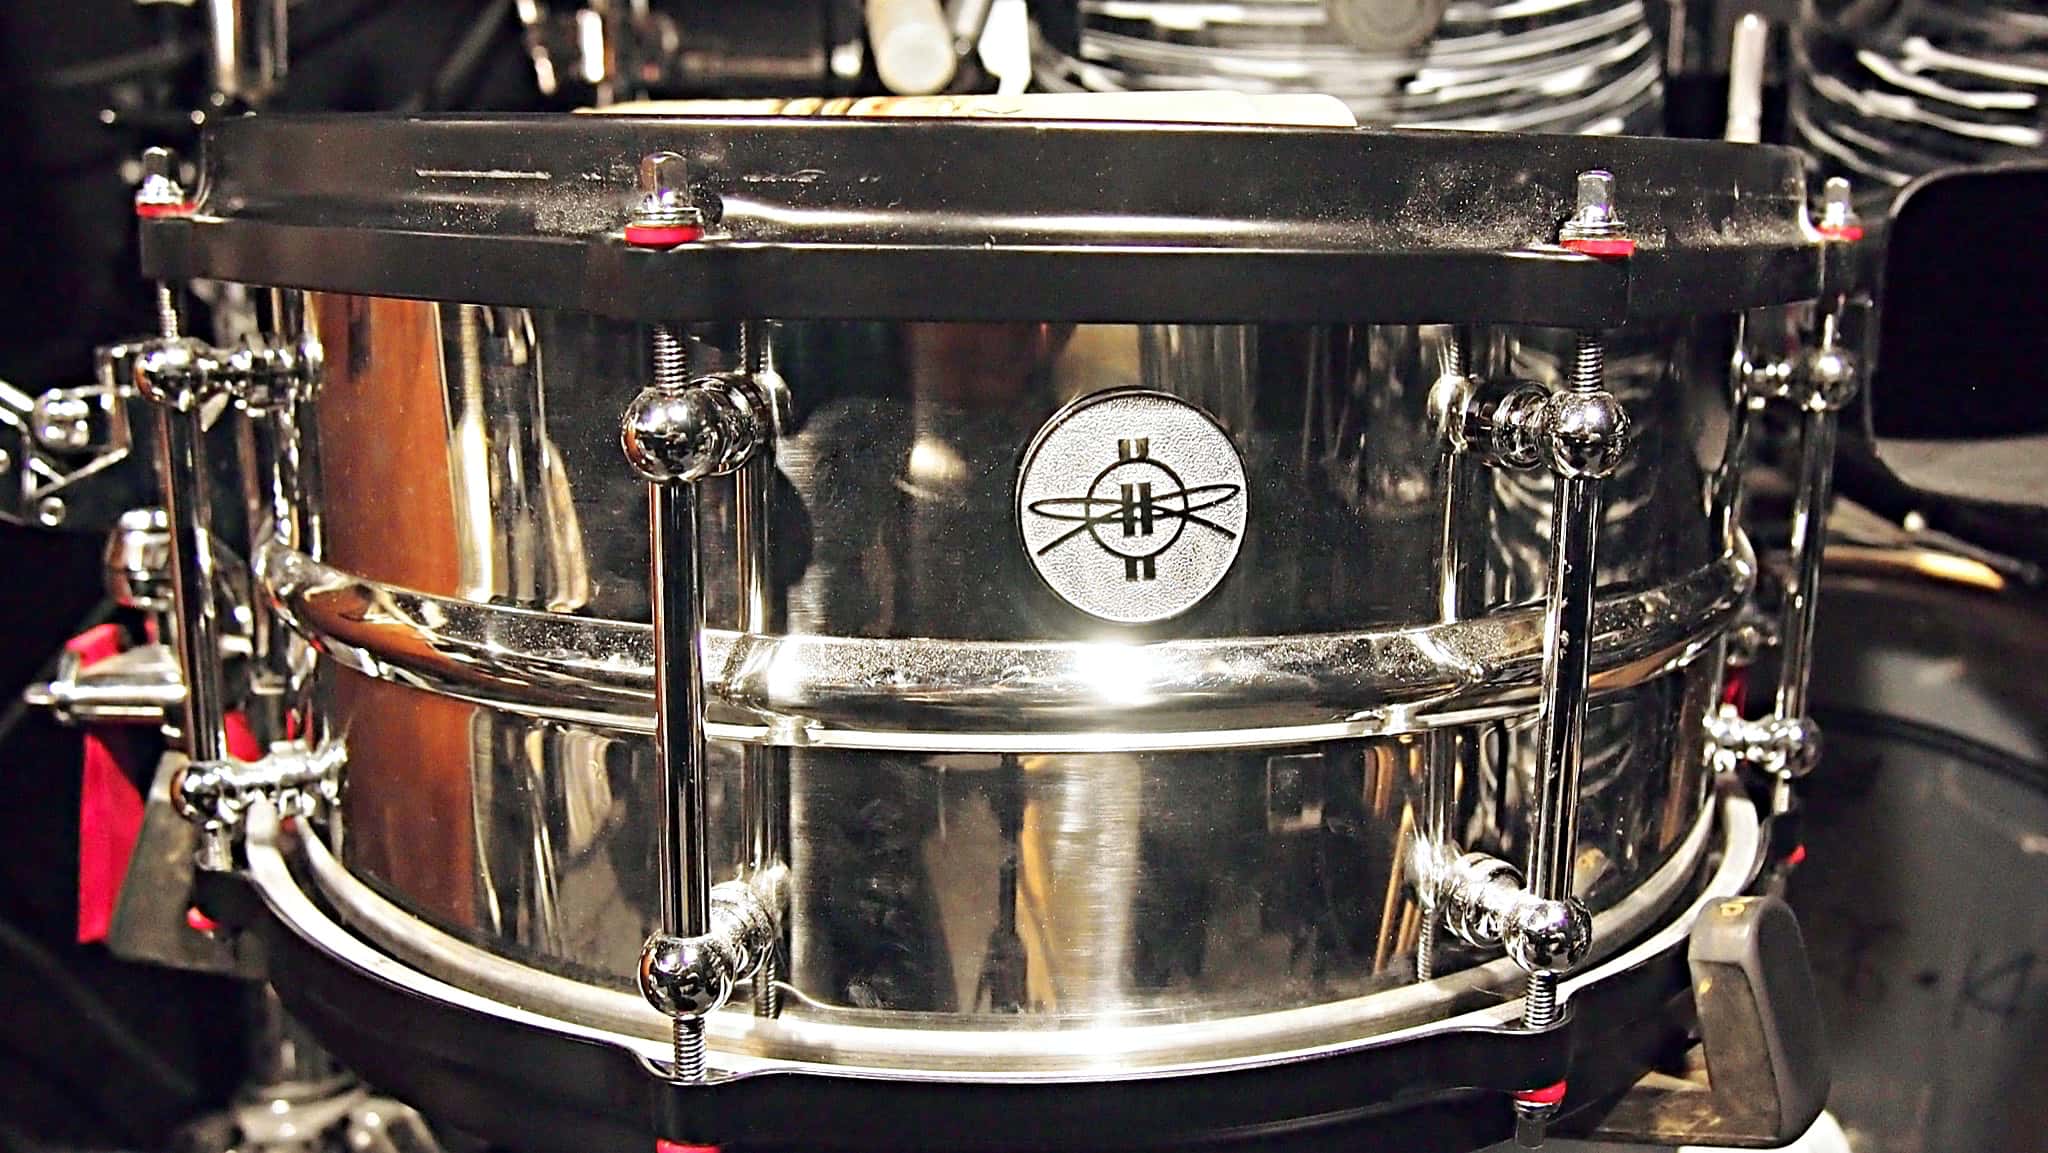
[272, 297, 1746, 1068]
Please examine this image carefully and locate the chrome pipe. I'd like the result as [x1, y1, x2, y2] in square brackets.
[734, 320, 788, 1017]
[1526, 468, 1599, 909]
[650, 473, 712, 943]
[157, 403, 229, 770]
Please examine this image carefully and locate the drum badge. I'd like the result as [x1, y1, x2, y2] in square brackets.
[1016, 389, 1248, 623]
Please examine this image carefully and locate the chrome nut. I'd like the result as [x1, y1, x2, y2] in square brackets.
[709, 880, 779, 976]
[1504, 897, 1593, 975]
[133, 339, 219, 412]
[1445, 852, 1524, 948]
[621, 382, 740, 483]
[1797, 347, 1859, 412]
[639, 933, 736, 1019]
[169, 759, 230, 825]
[1543, 389, 1629, 479]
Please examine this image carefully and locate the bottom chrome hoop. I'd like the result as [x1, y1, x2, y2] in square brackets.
[242, 793, 1761, 1153]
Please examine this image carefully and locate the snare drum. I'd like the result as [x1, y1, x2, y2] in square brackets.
[131, 113, 1836, 1152]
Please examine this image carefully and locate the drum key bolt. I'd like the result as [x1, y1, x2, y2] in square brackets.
[171, 742, 345, 872]
[1815, 176, 1863, 242]
[1557, 170, 1636, 259]
[624, 318, 778, 1087]
[624, 151, 705, 250]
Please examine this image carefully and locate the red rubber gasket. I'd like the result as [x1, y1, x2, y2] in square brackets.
[623, 224, 704, 249]
[1560, 236, 1636, 259]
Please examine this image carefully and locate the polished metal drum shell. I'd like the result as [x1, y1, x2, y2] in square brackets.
[273, 299, 1741, 1065]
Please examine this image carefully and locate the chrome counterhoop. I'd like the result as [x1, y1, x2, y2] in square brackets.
[244, 789, 1746, 1079]
[258, 540, 1752, 753]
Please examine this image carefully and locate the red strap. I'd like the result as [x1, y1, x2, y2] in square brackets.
[72, 625, 143, 945]
[225, 711, 261, 761]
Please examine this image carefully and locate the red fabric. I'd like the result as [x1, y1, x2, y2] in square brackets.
[1722, 666, 1749, 712]
[72, 625, 143, 945]
[225, 711, 261, 761]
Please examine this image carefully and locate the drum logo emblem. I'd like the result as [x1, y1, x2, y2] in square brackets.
[1016, 389, 1248, 623]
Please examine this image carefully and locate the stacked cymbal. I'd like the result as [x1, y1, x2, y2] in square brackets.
[1793, 1, 2048, 193]
[1032, 0, 1664, 133]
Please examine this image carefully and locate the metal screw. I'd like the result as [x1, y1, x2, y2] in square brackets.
[1558, 170, 1633, 256]
[157, 284, 181, 341]
[135, 146, 189, 215]
[35, 496, 67, 527]
[1817, 176, 1861, 239]
[624, 151, 704, 247]
[672, 1015, 705, 1083]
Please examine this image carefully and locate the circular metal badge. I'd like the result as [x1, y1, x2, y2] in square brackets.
[1016, 389, 1249, 624]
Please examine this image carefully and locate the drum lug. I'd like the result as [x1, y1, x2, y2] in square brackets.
[1412, 848, 1593, 978]
[1734, 266, 1863, 820]
[169, 740, 345, 873]
[131, 217, 323, 872]
[623, 315, 779, 1096]
[1704, 706, 1822, 780]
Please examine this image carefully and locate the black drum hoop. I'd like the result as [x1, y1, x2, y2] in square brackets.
[146, 115, 1826, 326]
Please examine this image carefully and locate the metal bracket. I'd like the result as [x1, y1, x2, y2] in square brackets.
[171, 741, 345, 872]
[134, 333, 322, 415]
[1705, 705, 1821, 780]
[0, 342, 156, 531]
[22, 642, 186, 726]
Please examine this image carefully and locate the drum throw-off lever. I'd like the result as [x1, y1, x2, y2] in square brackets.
[621, 292, 777, 1091]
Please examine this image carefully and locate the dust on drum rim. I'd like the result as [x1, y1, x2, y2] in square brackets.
[1014, 388, 1250, 625]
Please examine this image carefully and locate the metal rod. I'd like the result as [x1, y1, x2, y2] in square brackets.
[158, 401, 229, 767]
[1525, 467, 1599, 908]
[734, 320, 788, 1017]
[1420, 327, 1483, 982]
[1513, 333, 1616, 1147]
[1773, 319, 1842, 726]
[650, 475, 711, 942]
